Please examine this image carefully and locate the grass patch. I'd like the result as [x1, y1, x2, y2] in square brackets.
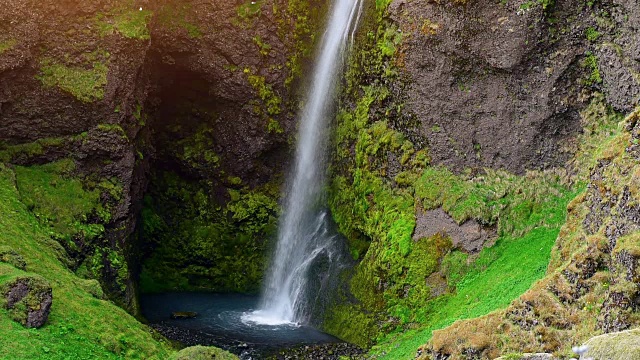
[96, 8, 153, 40]
[236, 0, 262, 22]
[38, 59, 108, 103]
[372, 191, 578, 358]
[0, 137, 66, 163]
[157, 3, 202, 39]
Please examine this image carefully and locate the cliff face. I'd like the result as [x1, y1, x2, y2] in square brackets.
[0, 0, 321, 309]
[322, 0, 640, 357]
[391, 0, 640, 173]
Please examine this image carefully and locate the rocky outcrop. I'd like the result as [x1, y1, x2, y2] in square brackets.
[1, 275, 53, 328]
[389, 0, 588, 173]
[582, 327, 640, 360]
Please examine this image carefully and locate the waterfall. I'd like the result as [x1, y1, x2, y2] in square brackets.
[243, 0, 363, 326]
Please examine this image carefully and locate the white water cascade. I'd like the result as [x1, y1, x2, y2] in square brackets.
[243, 0, 363, 326]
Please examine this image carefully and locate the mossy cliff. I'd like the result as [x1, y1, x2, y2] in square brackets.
[318, 0, 640, 358]
[419, 109, 640, 360]
[0, 0, 329, 309]
[0, 163, 240, 359]
[1, 0, 639, 358]
[0, 0, 321, 358]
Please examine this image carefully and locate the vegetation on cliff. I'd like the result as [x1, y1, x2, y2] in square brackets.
[321, 0, 640, 359]
[139, 168, 281, 293]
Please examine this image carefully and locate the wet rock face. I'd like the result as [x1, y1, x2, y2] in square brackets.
[1, 275, 53, 328]
[390, 0, 586, 173]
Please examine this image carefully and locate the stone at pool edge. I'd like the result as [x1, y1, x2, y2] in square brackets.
[171, 311, 198, 319]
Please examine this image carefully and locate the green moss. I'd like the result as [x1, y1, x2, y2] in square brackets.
[582, 52, 602, 85]
[157, 3, 203, 39]
[75, 278, 104, 299]
[0, 137, 66, 163]
[0, 164, 174, 358]
[246, 70, 282, 116]
[0, 246, 27, 271]
[584, 328, 640, 360]
[96, 8, 152, 40]
[14, 160, 107, 253]
[613, 233, 640, 257]
[0, 38, 16, 54]
[236, 0, 262, 21]
[571, 93, 624, 179]
[38, 59, 109, 103]
[377, 25, 402, 57]
[322, 304, 380, 348]
[276, 0, 324, 87]
[585, 27, 601, 42]
[253, 36, 272, 56]
[173, 125, 221, 171]
[97, 124, 128, 140]
[139, 171, 281, 294]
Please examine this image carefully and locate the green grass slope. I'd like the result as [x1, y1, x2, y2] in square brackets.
[0, 164, 173, 360]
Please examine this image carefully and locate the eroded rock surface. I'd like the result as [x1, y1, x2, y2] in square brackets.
[390, 0, 586, 173]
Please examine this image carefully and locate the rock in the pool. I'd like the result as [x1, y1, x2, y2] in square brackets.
[171, 311, 198, 319]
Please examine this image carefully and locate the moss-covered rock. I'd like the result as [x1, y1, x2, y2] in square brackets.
[0, 273, 53, 328]
[583, 328, 640, 360]
[170, 346, 238, 360]
[0, 246, 27, 270]
[139, 169, 281, 293]
[75, 278, 104, 299]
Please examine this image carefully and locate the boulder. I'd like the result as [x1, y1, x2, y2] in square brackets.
[583, 328, 640, 360]
[1, 274, 52, 328]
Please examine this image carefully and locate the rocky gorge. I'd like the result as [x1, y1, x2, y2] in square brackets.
[0, 0, 639, 359]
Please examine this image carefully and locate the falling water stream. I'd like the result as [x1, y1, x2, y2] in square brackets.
[243, 0, 364, 325]
[141, 2, 364, 357]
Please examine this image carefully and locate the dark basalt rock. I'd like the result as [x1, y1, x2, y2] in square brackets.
[171, 311, 198, 319]
[1, 275, 53, 328]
